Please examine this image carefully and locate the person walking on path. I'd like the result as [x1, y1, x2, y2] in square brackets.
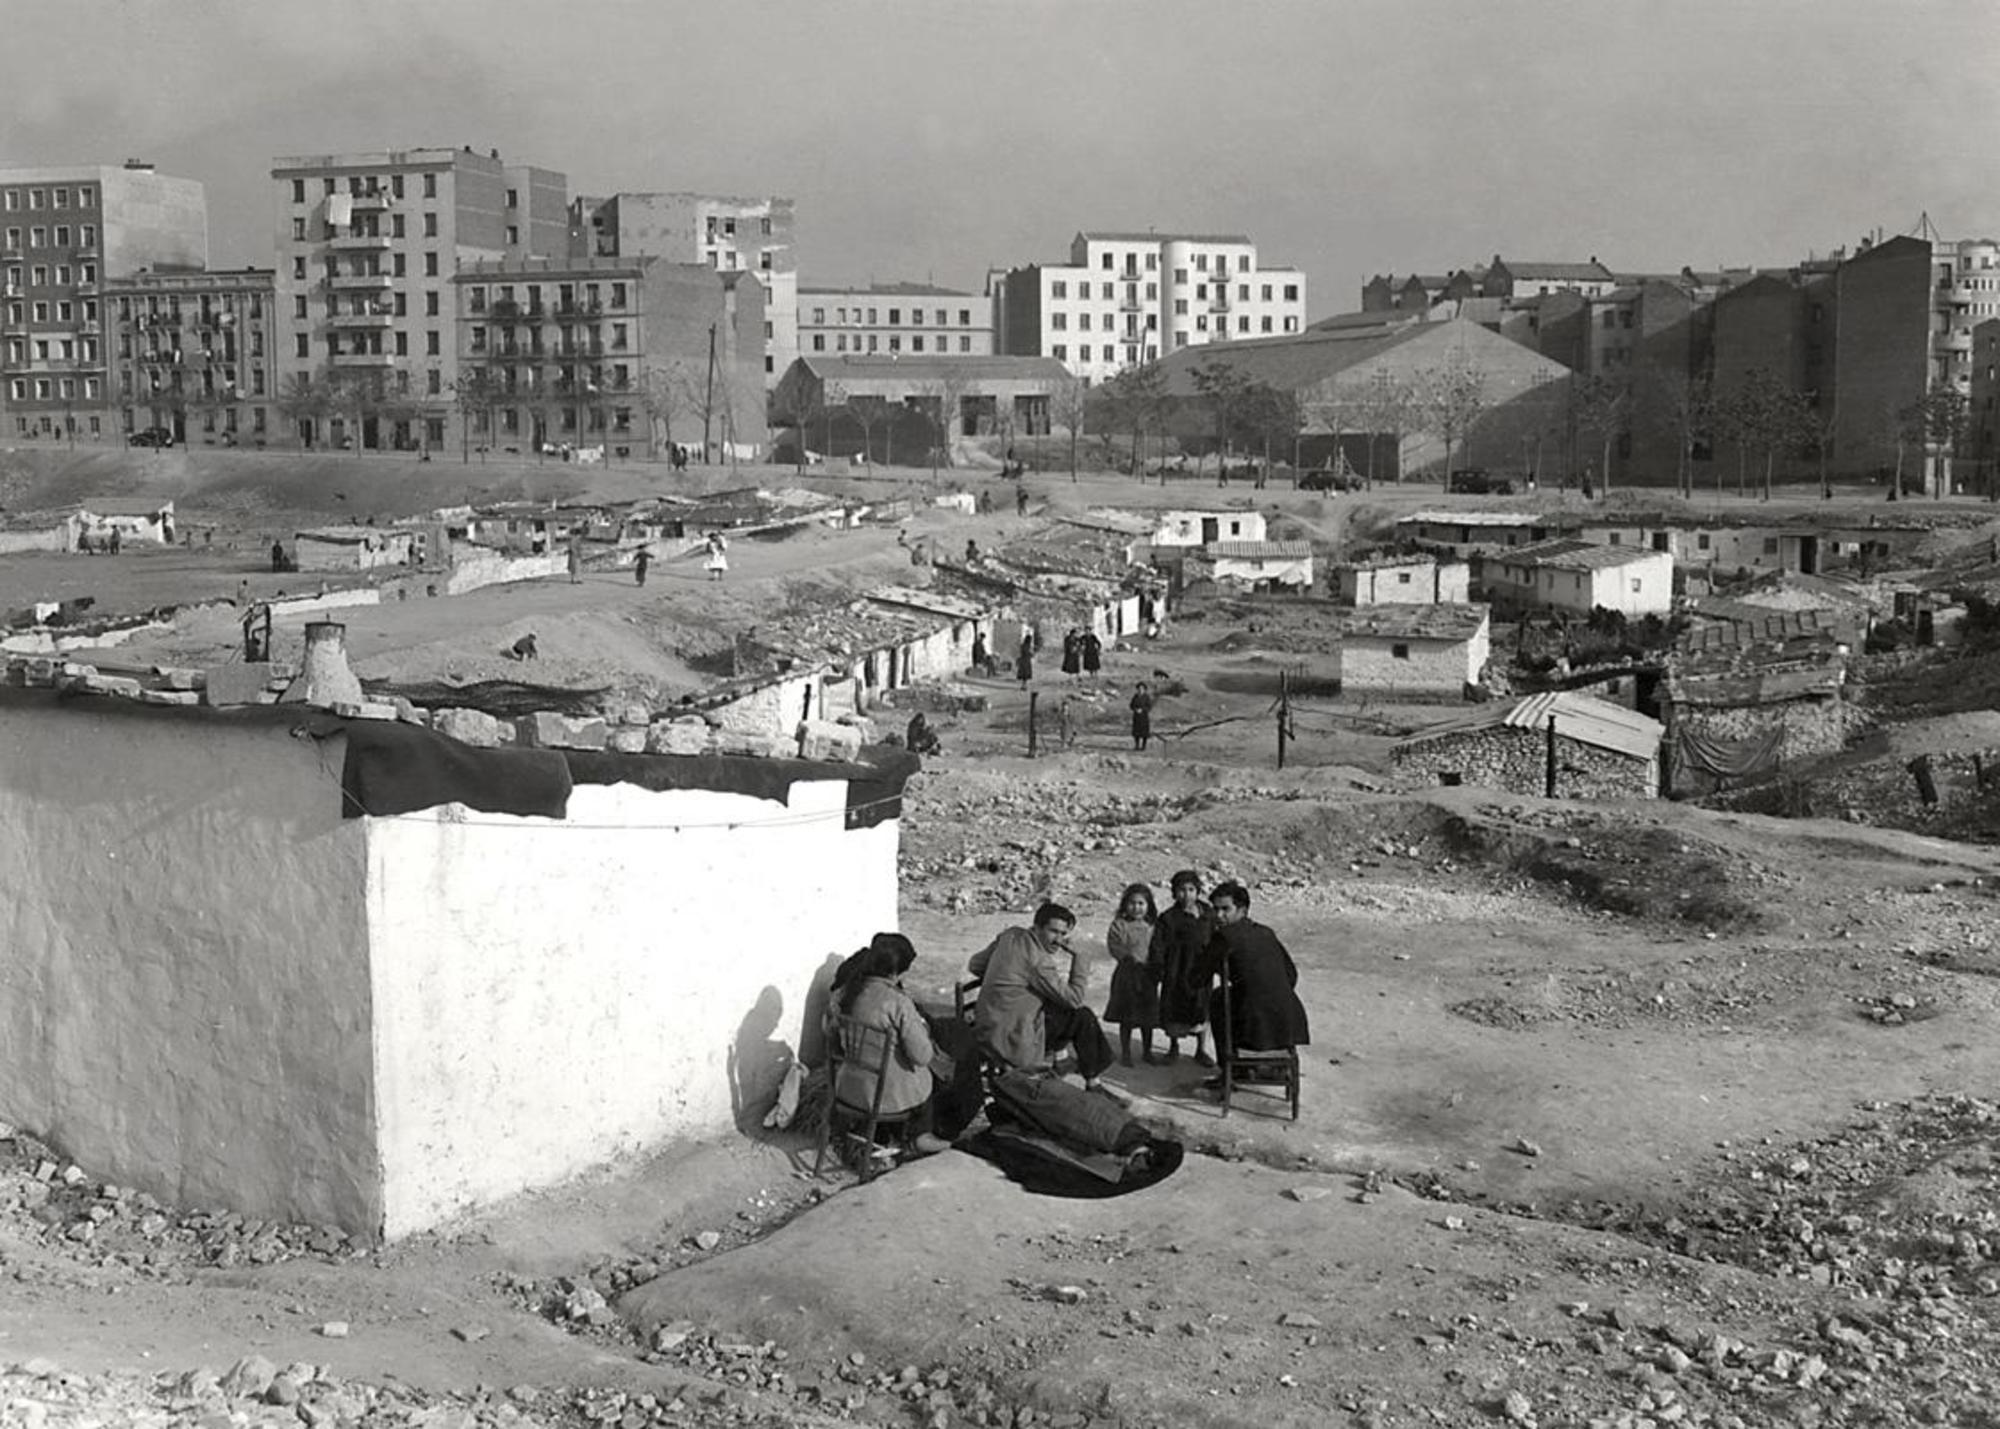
[567, 530, 583, 585]
[967, 902, 1115, 1089]
[704, 530, 729, 581]
[1149, 870, 1216, 1067]
[1016, 485, 1030, 517]
[633, 546, 652, 586]
[1129, 681, 1155, 751]
[1198, 880, 1311, 1088]
[1015, 634, 1035, 690]
[1104, 883, 1162, 1066]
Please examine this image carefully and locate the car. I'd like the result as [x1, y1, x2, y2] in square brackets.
[1298, 467, 1361, 492]
[127, 427, 175, 448]
[1448, 467, 1516, 495]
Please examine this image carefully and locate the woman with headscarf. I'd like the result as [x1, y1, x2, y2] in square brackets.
[827, 933, 950, 1157]
[1061, 628, 1083, 678]
[1103, 882, 1162, 1066]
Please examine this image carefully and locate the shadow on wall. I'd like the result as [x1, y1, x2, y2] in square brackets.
[727, 986, 791, 1134]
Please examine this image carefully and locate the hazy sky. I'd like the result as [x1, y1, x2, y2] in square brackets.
[9, 0, 1996, 317]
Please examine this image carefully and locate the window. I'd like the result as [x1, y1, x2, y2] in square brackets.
[959, 336, 970, 352]
[251, 369, 265, 395]
[912, 336, 925, 352]
[423, 212, 439, 239]
[53, 225, 69, 247]
[1173, 297, 1189, 316]
[1261, 316, 1272, 332]
[1391, 643, 1410, 660]
[1262, 284, 1273, 301]
[422, 173, 437, 199]
[425, 290, 439, 316]
[426, 330, 439, 355]
[1101, 252, 1113, 270]
[812, 334, 825, 351]
[292, 256, 306, 279]
[293, 295, 307, 318]
[1284, 284, 1299, 301]
[610, 282, 626, 307]
[958, 309, 970, 325]
[295, 334, 310, 357]
[292, 217, 306, 241]
[812, 306, 826, 324]
[1053, 343, 1067, 360]
[506, 188, 519, 209]
[505, 225, 518, 246]
[1051, 281, 1067, 298]
[1195, 254, 1208, 272]
[1, 192, 15, 211]
[423, 252, 437, 276]
[29, 190, 44, 210]
[888, 336, 900, 352]
[1697, 533, 1711, 551]
[1397, 571, 1412, 584]
[2, 228, 15, 250]
[394, 331, 408, 356]
[888, 308, 901, 326]
[292, 179, 306, 203]
[470, 326, 487, 352]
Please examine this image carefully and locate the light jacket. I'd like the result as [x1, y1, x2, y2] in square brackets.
[831, 977, 935, 1117]
[968, 925, 1087, 1070]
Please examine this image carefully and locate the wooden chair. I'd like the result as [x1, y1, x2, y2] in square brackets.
[812, 1012, 918, 1180]
[953, 973, 983, 1024]
[1216, 977, 1301, 1121]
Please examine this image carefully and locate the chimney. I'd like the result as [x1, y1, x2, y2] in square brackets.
[283, 620, 365, 709]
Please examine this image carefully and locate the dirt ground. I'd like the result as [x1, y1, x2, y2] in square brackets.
[9, 449, 2000, 1427]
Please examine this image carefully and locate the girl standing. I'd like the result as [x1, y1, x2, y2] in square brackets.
[704, 531, 729, 581]
[1150, 869, 1216, 1066]
[1103, 882, 1162, 1066]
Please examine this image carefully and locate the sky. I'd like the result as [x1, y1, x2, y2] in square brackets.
[8, 0, 1998, 318]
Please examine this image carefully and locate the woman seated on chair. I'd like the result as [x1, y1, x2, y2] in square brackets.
[829, 933, 953, 1156]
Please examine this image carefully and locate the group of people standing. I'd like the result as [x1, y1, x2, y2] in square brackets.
[822, 873, 1312, 1163]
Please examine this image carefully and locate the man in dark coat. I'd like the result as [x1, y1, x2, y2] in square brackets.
[1200, 880, 1309, 1082]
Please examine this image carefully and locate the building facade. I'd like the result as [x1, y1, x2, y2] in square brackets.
[2, 162, 207, 441]
[1338, 604, 1492, 695]
[108, 267, 277, 447]
[455, 255, 767, 460]
[798, 282, 991, 359]
[271, 147, 565, 452]
[994, 231, 1306, 385]
[572, 192, 797, 385]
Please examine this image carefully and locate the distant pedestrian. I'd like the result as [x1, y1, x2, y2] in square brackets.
[1082, 629, 1102, 678]
[1015, 485, 1029, 517]
[633, 546, 652, 586]
[704, 531, 729, 581]
[509, 633, 539, 660]
[1129, 681, 1154, 751]
[270, 540, 285, 572]
[966, 538, 980, 564]
[237, 578, 250, 607]
[1061, 628, 1083, 678]
[108, 528, 122, 556]
[1015, 637, 1034, 689]
[971, 630, 990, 676]
[567, 531, 583, 585]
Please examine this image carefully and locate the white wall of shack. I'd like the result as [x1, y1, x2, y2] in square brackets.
[363, 777, 899, 1238]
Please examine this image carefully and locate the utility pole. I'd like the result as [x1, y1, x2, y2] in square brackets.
[1028, 690, 1039, 758]
[702, 323, 717, 465]
[1276, 668, 1291, 770]
[1545, 715, 1558, 798]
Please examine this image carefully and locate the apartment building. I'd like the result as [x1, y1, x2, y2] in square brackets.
[107, 267, 277, 447]
[1, 162, 207, 440]
[994, 231, 1305, 385]
[797, 282, 991, 358]
[571, 192, 796, 384]
[270, 147, 566, 451]
[454, 255, 766, 459]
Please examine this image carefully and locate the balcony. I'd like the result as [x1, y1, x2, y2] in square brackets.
[325, 310, 395, 329]
[330, 273, 394, 291]
[327, 233, 393, 251]
[331, 350, 396, 368]
[348, 190, 394, 212]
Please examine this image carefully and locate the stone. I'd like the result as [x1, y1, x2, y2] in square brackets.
[692, 1230, 723, 1252]
[139, 689, 202, 705]
[646, 720, 710, 756]
[1046, 1285, 1088, 1304]
[1285, 1186, 1333, 1202]
[452, 1325, 491, 1343]
[318, 1321, 350, 1338]
[155, 666, 206, 691]
[607, 728, 648, 754]
[220, 1355, 279, 1398]
[1511, 1138, 1543, 1158]
[516, 712, 608, 750]
[1500, 1389, 1533, 1423]
[1278, 1312, 1323, 1328]
[330, 700, 400, 721]
[434, 708, 507, 748]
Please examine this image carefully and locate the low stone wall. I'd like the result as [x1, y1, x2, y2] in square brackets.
[440, 547, 570, 596]
[1394, 724, 1658, 799]
[1667, 698, 1867, 796]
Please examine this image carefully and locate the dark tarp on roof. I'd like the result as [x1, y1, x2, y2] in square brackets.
[338, 718, 573, 820]
[562, 748, 919, 831]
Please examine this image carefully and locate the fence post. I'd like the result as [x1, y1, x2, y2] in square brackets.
[1028, 691, 1039, 758]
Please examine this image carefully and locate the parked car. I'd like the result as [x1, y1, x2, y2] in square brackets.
[1299, 467, 1361, 492]
[1448, 467, 1516, 495]
[127, 427, 175, 448]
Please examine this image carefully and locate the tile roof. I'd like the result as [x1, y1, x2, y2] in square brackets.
[1488, 538, 1667, 571]
[1501, 260, 1617, 281]
[1208, 541, 1313, 560]
[1396, 690, 1663, 762]
[1341, 603, 1490, 641]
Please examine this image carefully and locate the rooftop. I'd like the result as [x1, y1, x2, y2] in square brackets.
[1491, 538, 1666, 570]
[1342, 603, 1490, 642]
[1207, 541, 1314, 560]
[1077, 230, 1253, 246]
[799, 281, 971, 298]
[792, 354, 1072, 384]
[1397, 690, 1663, 762]
[1403, 510, 1580, 529]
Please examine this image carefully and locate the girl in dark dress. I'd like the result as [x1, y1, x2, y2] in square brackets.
[1103, 883, 1161, 1065]
[1060, 628, 1083, 677]
[1148, 869, 1215, 1066]
[1129, 681, 1154, 751]
[1015, 636, 1034, 689]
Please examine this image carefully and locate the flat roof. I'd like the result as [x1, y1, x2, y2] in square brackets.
[1342, 603, 1490, 641]
[1403, 511, 1578, 528]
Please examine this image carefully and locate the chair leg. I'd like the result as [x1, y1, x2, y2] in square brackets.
[1288, 1052, 1301, 1122]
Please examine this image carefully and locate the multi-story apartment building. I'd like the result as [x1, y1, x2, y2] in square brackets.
[994, 231, 1306, 385]
[107, 267, 277, 446]
[1, 161, 207, 441]
[270, 147, 566, 451]
[796, 282, 991, 359]
[571, 192, 796, 385]
[454, 255, 766, 459]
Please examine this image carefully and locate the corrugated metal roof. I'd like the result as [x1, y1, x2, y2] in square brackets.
[1208, 541, 1313, 560]
[1490, 538, 1666, 570]
[1396, 690, 1662, 761]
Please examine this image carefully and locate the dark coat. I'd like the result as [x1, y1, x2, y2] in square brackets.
[1082, 633, 1102, 674]
[1149, 903, 1214, 1033]
[1205, 919, 1310, 1051]
[1061, 633, 1082, 675]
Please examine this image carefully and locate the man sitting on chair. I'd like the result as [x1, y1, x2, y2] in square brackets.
[968, 902, 1115, 1089]
[1200, 881, 1310, 1088]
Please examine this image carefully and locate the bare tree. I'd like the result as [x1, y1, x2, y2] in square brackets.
[274, 372, 329, 450]
[1350, 369, 1419, 487]
[1570, 375, 1631, 497]
[1050, 375, 1088, 483]
[638, 360, 691, 462]
[1416, 349, 1488, 484]
[1899, 383, 1970, 498]
[776, 378, 824, 475]
[1189, 357, 1255, 481]
[1716, 368, 1807, 501]
[911, 367, 976, 479]
[1638, 370, 1714, 499]
[845, 394, 892, 467]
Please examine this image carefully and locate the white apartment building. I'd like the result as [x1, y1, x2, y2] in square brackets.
[995, 231, 1305, 384]
[797, 282, 991, 358]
